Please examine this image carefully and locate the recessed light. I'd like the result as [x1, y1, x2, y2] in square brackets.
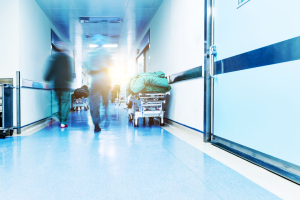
[103, 44, 118, 48]
[89, 44, 98, 48]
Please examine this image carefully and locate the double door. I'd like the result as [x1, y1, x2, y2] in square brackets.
[212, 0, 300, 167]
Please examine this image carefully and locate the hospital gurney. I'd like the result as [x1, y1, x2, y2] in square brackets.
[71, 97, 89, 111]
[127, 92, 170, 127]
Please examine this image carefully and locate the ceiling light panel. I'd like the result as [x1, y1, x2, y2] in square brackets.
[85, 34, 120, 38]
[103, 44, 118, 48]
[79, 17, 123, 24]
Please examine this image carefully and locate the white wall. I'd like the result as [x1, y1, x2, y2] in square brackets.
[0, 0, 74, 126]
[125, 0, 204, 131]
[17, 0, 71, 126]
[0, 0, 19, 79]
[0, 0, 19, 126]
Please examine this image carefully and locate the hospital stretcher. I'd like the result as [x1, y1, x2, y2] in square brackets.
[127, 91, 170, 127]
[71, 97, 89, 111]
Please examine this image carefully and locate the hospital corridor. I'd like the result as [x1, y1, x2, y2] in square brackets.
[1, 0, 300, 199]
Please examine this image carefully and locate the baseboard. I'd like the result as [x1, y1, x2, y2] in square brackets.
[164, 118, 203, 133]
[211, 135, 300, 185]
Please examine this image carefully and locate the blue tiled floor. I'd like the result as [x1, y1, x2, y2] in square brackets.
[0, 104, 280, 199]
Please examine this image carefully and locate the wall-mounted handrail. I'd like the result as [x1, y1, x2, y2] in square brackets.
[21, 78, 51, 90]
[168, 66, 202, 84]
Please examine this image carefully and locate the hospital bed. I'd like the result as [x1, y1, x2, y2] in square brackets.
[127, 91, 170, 127]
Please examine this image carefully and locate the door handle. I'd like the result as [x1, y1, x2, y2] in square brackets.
[210, 45, 217, 78]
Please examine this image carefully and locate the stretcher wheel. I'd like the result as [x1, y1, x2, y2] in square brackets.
[149, 117, 154, 125]
[134, 119, 139, 127]
[10, 129, 13, 136]
[128, 114, 133, 122]
[2, 133, 6, 139]
[84, 107, 88, 111]
[160, 121, 164, 126]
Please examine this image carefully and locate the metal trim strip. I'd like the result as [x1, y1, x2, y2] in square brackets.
[211, 135, 300, 184]
[215, 35, 300, 75]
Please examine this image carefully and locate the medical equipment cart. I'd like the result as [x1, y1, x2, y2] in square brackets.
[0, 84, 15, 139]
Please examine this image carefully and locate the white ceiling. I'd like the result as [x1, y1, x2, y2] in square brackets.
[35, 0, 163, 63]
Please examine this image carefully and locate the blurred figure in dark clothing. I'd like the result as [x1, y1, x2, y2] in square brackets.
[44, 41, 74, 128]
[87, 35, 112, 132]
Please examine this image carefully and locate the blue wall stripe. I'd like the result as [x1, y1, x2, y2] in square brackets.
[164, 118, 204, 133]
[215, 36, 300, 74]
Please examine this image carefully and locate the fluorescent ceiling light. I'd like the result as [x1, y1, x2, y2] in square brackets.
[89, 44, 98, 48]
[103, 44, 118, 48]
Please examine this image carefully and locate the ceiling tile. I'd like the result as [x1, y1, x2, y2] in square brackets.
[43, 0, 74, 9]
[54, 16, 79, 24]
[127, 0, 156, 8]
[72, 0, 101, 9]
[99, 0, 129, 8]
[152, 0, 164, 8]
[123, 8, 150, 23]
[75, 9, 102, 17]
[59, 23, 83, 33]
[99, 7, 127, 17]
[50, 9, 78, 17]
[81, 23, 123, 35]
[35, 0, 48, 8]
[81, 23, 105, 34]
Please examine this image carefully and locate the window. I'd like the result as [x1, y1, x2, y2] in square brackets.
[237, 0, 250, 8]
[137, 54, 145, 73]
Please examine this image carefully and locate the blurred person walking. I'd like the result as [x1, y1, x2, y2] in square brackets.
[87, 35, 112, 132]
[44, 42, 74, 128]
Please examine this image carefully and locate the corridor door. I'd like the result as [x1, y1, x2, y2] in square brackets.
[212, 0, 300, 167]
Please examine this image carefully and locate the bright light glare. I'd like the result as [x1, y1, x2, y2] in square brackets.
[109, 67, 123, 85]
[89, 44, 98, 48]
[103, 44, 118, 48]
